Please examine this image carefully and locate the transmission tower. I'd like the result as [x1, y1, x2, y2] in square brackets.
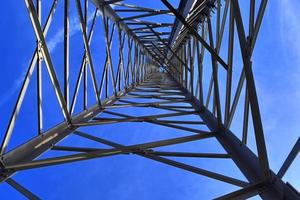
[0, 0, 299, 199]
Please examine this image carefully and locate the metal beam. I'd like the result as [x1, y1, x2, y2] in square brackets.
[6, 178, 40, 200]
[161, 0, 228, 70]
[277, 137, 300, 178]
[0, 0, 59, 155]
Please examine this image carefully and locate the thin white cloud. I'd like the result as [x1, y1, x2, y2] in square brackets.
[48, 11, 96, 52]
[278, 0, 300, 102]
[0, 67, 27, 107]
[279, 0, 300, 64]
[258, 0, 300, 141]
[0, 11, 97, 108]
[262, 0, 300, 189]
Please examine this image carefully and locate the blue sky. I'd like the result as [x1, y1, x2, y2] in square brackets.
[0, 0, 299, 199]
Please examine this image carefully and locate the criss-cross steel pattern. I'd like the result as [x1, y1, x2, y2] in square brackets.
[0, 0, 299, 199]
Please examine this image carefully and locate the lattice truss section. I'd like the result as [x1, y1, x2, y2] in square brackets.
[0, 0, 299, 199]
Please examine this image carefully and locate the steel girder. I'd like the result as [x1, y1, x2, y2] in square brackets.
[0, 0, 299, 199]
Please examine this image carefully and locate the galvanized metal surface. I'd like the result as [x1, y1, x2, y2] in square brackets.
[0, 0, 299, 199]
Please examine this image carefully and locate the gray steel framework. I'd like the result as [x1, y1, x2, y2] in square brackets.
[0, 0, 299, 199]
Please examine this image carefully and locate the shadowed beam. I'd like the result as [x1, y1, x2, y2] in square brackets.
[93, 110, 198, 121]
[88, 110, 208, 134]
[51, 146, 105, 152]
[145, 153, 248, 187]
[160, 0, 228, 70]
[231, 0, 270, 177]
[149, 151, 231, 159]
[4, 132, 213, 171]
[51, 145, 131, 154]
[213, 180, 268, 200]
[120, 10, 171, 21]
[73, 131, 249, 187]
[101, 102, 192, 109]
[6, 178, 41, 200]
[277, 137, 300, 178]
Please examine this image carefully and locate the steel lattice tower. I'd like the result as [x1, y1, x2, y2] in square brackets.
[0, 0, 299, 199]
